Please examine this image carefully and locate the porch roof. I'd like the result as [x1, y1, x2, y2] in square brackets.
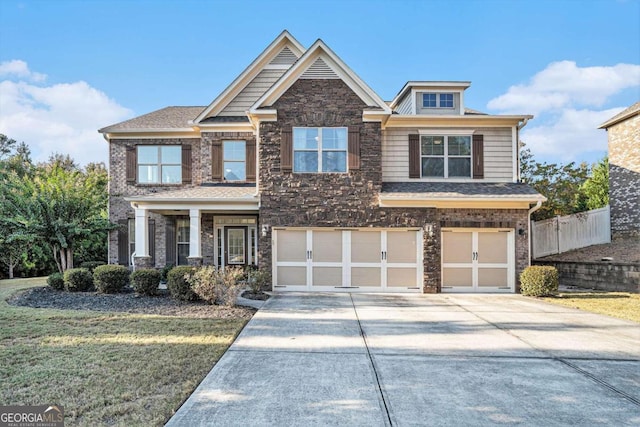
[124, 185, 258, 209]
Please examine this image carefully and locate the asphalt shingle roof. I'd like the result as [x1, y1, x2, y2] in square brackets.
[125, 185, 257, 202]
[381, 182, 545, 199]
[99, 106, 205, 132]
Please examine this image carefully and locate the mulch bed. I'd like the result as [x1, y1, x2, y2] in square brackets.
[8, 287, 256, 319]
[241, 290, 270, 301]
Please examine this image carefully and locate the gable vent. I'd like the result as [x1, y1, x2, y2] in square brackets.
[269, 46, 299, 65]
[300, 57, 339, 79]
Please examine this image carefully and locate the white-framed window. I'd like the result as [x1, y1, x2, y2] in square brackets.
[138, 146, 181, 184]
[223, 141, 246, 181]
[128, 219, 135, 266]
[293, 127, 347, 173]
[421, 135, 471, 178]
[422, 93, 455, 109]
[176, 218, 190, 265]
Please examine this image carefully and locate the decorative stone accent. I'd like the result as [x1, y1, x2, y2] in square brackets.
[133, 256, 153, 269]
[187, 257, 203, 267]
[607, 113, 639, 238]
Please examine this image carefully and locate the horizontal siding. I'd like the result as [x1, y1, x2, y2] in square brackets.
[219, 69, 285, 115]
[396, 94, 413, 115]
[382, 127, 514, 182]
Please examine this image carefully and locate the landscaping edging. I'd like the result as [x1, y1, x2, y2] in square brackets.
[534, 260, 640, 293]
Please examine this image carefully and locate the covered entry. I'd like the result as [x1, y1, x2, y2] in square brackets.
[273, 228, 423, 292]
[441, 228, 515, 293]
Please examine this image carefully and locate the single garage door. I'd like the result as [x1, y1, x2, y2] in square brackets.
[273, 228, 422, 292]
[441, 228, 515, 293]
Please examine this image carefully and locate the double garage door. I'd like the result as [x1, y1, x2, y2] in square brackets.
[273, 228, 422, 292]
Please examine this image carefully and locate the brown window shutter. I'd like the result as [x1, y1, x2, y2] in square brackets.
[117, 219, 129, 266]
[181, 145, 192, 184]
[126, 146, 137, 184]
[211, 142, 223, 180]
[246, 139, 256, 181]
[165, 217, 176, 266]
[281, 127, 292, 172]
[473, 134, 484, 179]
[148, 219, 156, 266]
[348, 126, 361, 170]
[408, 134, 421, 178]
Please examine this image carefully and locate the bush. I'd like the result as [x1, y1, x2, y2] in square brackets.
[160, 264, 174, 283]
[80, 261, 106, 272]
[520, 266, 559, 296]
[93, 264, 130, 294]
[246, 267, 271, 293]
[47, 272, 65, 290]
[188, 266, 244, 306]
[63, 268, 94, 292]
[131, 269, 161, 296]
[167, 266, 199, 301]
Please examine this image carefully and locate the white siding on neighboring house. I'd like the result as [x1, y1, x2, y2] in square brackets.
[218, 69, 285, 116]
[382, 127, 514, 182]
[395, 93, 413, 115]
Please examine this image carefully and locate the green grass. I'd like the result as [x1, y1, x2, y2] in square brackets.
[0, 277, 250, 426]
[542, 291, 640, 323]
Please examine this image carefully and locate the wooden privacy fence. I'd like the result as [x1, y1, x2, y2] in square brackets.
[531, 205, 611, 259]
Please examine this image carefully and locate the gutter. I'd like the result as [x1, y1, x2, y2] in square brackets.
[527, 200, 543, 266]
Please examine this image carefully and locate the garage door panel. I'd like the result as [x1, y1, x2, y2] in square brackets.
[387, 232, 417, 263]
[387, 267, 418, 288]
[443, 268, 473, 287]
[478, 268, 508, 288]
[277, 230, 307, 262]
[351, 231, 381, 263]
[351, 267, 381, 287]
[277, 266, 307, 286]
[443, 232, 472, 263]
[478, 233, 508, 264]
[313, 231, 342, 262]
[312, 267, 342, 287]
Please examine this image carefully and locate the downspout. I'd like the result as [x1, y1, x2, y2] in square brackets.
[527, 200, 543, 266]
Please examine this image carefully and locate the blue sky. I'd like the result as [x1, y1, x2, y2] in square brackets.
[1, 0, 638, 166]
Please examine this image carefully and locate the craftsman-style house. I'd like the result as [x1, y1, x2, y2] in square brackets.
[99, 31, 544, 293]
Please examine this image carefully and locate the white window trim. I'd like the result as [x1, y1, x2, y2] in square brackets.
[137, 145, 182, 184]
[420, 92, 456, 109]
[222, 140, 247, 182]
[293, 127, 348, 173]
[420, 134, 473, 178]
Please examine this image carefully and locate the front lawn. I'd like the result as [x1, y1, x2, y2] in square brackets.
[0, 277, 251, 426]
[542, 291, 640, 323]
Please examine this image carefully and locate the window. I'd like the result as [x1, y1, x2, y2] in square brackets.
[138, 146, 181, 184]
[421, 135, 471, 178]
[176, 218, 190, 265]
[128, 219, 135, 266]
[293, 127, 347, 173]
[422, 93, 455, 109]
[223, 141, 246, 181]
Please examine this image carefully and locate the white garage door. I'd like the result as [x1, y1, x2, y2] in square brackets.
[273, 228, 422, 293]
[441, 229, 515, 293]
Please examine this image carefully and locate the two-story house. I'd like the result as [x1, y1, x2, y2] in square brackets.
[99, 31, 545, 293]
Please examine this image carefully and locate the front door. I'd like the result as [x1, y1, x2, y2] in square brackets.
[225, 227, 247, 266]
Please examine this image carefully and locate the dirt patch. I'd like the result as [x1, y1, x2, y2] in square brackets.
[8, 286, 256, 319]
[538, 237, 640, 264]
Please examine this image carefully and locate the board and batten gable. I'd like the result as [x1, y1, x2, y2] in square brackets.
[382, 127, 515, 182]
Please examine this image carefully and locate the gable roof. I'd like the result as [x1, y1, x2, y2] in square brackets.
[389, 81, 471, 110]
[598, 102, 640, 129]
[250, 39, 392, 115]
[99, 106, 204, 133]
[192, 30, 305, 124]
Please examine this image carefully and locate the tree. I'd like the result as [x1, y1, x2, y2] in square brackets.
[576, 157, 609, 211]
[0, 134, 17, 160]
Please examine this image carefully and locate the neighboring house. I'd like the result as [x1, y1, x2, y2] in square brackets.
[99, 31, 544, 293]
[599, 102, 640, 239]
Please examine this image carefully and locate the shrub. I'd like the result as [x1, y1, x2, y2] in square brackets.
[47, 272, 65, 290]
[167, 266, 199, 301]
[246, 268, 271, 293]
[80, 261, 106, 272]
[188, 266, 244, 306]
[93, 265, 130, 294]
[131, 269, 161, 296]
[160, 264, 174, 283]
[520, 266, 559, 297]
[63, 268, 94, 292]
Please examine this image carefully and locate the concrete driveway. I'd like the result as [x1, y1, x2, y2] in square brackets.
[166, 293, 640, 426]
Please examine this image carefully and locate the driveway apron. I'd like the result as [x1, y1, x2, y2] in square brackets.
[166, 293, 640, 426]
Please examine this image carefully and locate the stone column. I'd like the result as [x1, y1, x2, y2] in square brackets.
[187, 208, 203, 265]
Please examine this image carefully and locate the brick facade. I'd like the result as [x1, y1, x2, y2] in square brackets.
[607, 114, 640, 238]
[258, 79, 531, 292]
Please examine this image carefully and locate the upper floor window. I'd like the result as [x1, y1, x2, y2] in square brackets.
[138, 146, 181, 184]
[422, 93, 454, 109]
[223, 141, 246, 181]
[293, 127, 347, 173]
[421, 135, 471, 178]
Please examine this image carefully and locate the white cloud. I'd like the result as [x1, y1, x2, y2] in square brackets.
[488, 61, 640, 114]
[0, 59, 47, 82]
[0, 61, 132, 166]
[488, 61, 640, 162]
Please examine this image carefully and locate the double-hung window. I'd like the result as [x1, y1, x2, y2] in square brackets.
[293, 127, 347, 173]
[422, 93, 455, 109]
[421, 135, 471, 178]
[223, 141, 246, 181]
[176, 218, 190, 265]
[128, 219, 135, 266]
[138, 146, 181, 184]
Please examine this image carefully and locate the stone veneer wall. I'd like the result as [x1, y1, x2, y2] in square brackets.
[108, 137, 201, 266]
[608, 114, 639, 238]
[258, 78, 531, 292]
[535, 260, 640, 293]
